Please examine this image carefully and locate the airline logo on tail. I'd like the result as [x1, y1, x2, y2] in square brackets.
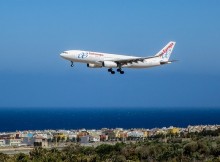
[158, 42, 175, 59]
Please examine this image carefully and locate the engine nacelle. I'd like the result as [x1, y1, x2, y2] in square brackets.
[102, 61, 118, 68]
[87, 63, 102, 68]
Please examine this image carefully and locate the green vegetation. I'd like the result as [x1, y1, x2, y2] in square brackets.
[1, 132, 220, 162]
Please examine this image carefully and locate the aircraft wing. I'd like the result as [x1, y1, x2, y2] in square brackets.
[110, 56, 157, 64]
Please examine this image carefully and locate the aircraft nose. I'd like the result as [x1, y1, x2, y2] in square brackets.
[60, 53, 67, 58]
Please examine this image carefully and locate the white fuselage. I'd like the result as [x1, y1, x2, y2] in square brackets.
[60, 50, 162, 68]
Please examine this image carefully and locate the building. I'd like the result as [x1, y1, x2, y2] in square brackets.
[127, 130, 144, 138]
[0, 133, 15, 139]
[88, 131, 101, 142]
[80, 135, 90, 144]
[68, 132, 77, 142]
[100, 134, 108, 141]
[204, 125, 218, 131]
[168, 127, 180, 134]
[142, 130, 148, 138]
[0, 139, 6, 146]
[104, 130, 116, 141]
[187, 125, 204, 133]
[77, 131, 89, 142]
[5, 139, 21, 146]
[89, 135, 100, 142]
[22, 137, 34, 146]
[33, 135, 48, 148]
[53, 132, 67, 141]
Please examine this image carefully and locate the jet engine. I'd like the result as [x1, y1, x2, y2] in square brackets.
[87, 63, 102, 68]
[102, 61, 118, 68]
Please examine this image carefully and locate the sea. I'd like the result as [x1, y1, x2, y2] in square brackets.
[0, 107, 220, 132]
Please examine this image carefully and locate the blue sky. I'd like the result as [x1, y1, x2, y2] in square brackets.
[0, 1, 220, 108]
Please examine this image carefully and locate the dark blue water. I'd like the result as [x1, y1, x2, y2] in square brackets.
[0, 108, 220, 132]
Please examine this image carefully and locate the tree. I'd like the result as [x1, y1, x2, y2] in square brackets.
[61, 137, 65, 142]
[111, 154, 126, 162]
[57, 136, 61, 143]
[29, 147, 48, 161]
[66, 137, 70, 143]
[0, 153, 9, 162]
[61, 144, 82, 162]
[114, 142, 125, 152]
[81, 146, 95, 156]
[14, 153, 30, 162]
[211, 145, 220, 157]
[95, 144, 114, 160]
[135, 145, 149, 160]
[184, 141, 198, 156]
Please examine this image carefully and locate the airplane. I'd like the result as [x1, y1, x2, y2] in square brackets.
[60, 41, 176, 74]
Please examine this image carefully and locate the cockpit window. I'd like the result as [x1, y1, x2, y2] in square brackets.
[63, 51, 68, 54]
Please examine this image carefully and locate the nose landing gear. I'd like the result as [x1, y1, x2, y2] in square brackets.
[70, 61, 74, 67]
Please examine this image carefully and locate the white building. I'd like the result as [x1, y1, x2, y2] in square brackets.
[127, 130, 144, 138]
[90, 135, 100, 142]
[80, 135, 90, 144]
[0, 139, 6, 146]
[5, 139, 21, 146]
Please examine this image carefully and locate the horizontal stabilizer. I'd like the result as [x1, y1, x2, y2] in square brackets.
[160, 60, 178, 65]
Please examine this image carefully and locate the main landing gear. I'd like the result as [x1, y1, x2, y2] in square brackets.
[108, 68, 125, 74]
[117, 68, 124, 74]
[108, 68, 115, 74]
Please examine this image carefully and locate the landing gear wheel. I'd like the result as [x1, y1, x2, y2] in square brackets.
[111, 71, 115, 74]
[120, 71, 124, 74]
[117, 68, 124, 74]
[108, 68, 112, 72]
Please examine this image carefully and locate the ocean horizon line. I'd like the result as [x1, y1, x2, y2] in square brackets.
[0, 107, 220, 110]
[0, 107, 220, 132]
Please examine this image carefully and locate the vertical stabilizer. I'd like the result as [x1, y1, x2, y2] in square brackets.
[155, 41, 176, 61]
